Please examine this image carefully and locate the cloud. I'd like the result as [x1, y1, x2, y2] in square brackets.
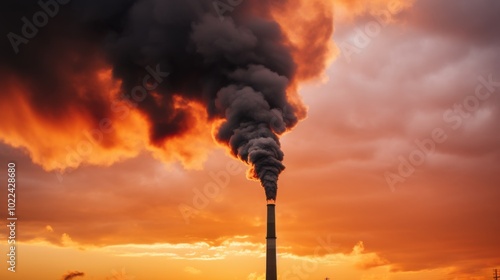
[184, 266, 202, 275]
[61, 271, 85, 280]
[246, 272, 265, 280]
[101, 237, 265, 260]
[352, 242, 389, 270]
[61, 233, 80, 248]
[107, 268, 135, 280]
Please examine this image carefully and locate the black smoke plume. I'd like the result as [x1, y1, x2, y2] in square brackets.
[0, 0, 304, 199]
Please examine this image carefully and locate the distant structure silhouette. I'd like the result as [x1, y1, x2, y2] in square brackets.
[494, 269, 499, 280]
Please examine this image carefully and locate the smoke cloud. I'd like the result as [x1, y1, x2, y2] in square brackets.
[0, 0, 333, 199]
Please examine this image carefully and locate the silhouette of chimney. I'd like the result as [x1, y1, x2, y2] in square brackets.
[266, 202, 277, 280]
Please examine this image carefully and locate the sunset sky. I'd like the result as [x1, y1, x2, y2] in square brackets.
[1, 0, 500, 279]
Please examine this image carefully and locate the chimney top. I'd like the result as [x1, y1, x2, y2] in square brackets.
[266, 199, 276, 205]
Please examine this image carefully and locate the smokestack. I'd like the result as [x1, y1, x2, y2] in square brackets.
[266, 202, 277, 280]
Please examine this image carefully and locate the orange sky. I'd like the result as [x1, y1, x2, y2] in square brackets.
[1, 0, 500, 280]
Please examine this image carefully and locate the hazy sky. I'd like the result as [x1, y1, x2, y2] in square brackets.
[1, 0, 499, 279]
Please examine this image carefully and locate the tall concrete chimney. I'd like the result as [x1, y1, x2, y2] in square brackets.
[266, 203, 277, 280]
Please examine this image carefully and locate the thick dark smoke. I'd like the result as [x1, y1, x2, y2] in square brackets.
[0, 0, 304, 199]
[61, 271, 85, 280]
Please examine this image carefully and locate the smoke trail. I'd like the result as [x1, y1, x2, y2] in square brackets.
[62, 271, 85, 280]
[191, 18, 298, 200]
[0, 0, 333, 198]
